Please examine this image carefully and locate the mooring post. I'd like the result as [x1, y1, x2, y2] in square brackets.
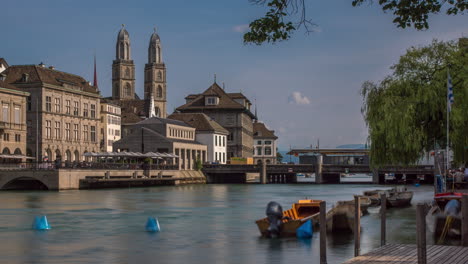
[462, 195, 468, 246]
[416, 203, 427, 264]
[320, 201, 327, 264]
[316, 155, 323, 184]
[380, 193, 387, 246]
[354, 195, 361, 257]
[260, 161, 267, 184]
[372, 169, 379, 184]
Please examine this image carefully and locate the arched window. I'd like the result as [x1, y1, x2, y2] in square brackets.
[157, 71, 162, 80]
[119, 43, 125, 59]
[125, 83, 132, 97]
[14, 148, 22, 155]
[155, 107, 160, 117]
[125, 68, 130, 78]
[157, 85, 163, 97]
[66, 150, 71, 161]
[2, 148, 10, 154]
[55, 149, 61, 160]
[74, 150, 80, 162]
[126, 43, 130, 60]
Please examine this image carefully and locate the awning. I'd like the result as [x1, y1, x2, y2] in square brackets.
[0, 154, 36, 159]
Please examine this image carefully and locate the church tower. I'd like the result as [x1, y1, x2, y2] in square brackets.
[112, 25, 136, 100]
[144, 28, 167, 117]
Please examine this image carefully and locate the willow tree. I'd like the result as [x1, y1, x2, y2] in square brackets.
[361, 39, 468, 167]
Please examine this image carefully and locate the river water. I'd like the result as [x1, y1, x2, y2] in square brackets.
[0, 184, 434, 264]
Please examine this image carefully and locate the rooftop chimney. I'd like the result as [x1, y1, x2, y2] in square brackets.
[39, 62, 45, 67]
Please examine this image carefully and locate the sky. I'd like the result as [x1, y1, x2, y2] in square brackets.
[2, 0, 467, 150]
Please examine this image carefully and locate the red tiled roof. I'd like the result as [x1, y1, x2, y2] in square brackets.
[168, 113, 229, 134]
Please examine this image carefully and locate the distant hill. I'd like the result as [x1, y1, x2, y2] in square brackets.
[336, 144, 367, 149]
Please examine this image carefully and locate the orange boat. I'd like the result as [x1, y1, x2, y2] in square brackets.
[255, 199, 322, 237]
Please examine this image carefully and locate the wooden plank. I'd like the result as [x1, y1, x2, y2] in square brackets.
[435, 246, 466, 264]
[416, 204, 427, 264]
[354, 195, 361, 257]
[320, 201, 327, 264]
[452, 247, 468, 263]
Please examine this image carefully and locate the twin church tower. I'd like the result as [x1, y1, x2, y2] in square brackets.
[111, 26, 167, 118]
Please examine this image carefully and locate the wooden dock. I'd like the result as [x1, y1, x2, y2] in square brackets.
[343, 244, 468, 264]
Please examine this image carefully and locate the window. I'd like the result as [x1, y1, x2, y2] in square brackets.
[54, 121, 61, 139]
[215, 135, 218, 146]
[14, 106, 20, 124]
[157, 86, 163, 97]
[3, 133, 9, 141]
[91, 104, 96, 118]
[223, 136, 225, 147]
[83, 103, 88, 117]
[83, 125, 89, 141]
[256, 147, 262, 156]
[54, 98, 60, 113]
[108, 139, 113, 146]
[227, 131, 233, 141]
[73, 101, 79, 116]
[265, 141, 272, 145]
[66, 100, 71, 114]
[27, 97, 32, 111]
[265, 147, 272, 155]
[125, 83, 131, 97]
[15, 134, 20, 142]
[2, 104, 9, 122]
[46, 96, 51, 112]
[206, 97, 217, 105]
[115, 130, 120, 136]
[157, 71, 162, 80]
[257, 140, 262, 145]
[45, 121, 51, 139]
[91, 126, 96, 142]
[74, 124, 79, 141]
[223, 152, 225, 163]
[65, 123, 70, 141]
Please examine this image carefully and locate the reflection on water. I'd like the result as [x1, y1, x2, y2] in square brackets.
[0, 184, 434, 264]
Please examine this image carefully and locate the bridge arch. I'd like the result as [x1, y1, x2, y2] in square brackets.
[1, 176, 49, 190]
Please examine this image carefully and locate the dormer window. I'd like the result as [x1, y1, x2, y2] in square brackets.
[21, 73, 29, 82]
[0, 73, 5, 81]
[206, 96, 218, 106]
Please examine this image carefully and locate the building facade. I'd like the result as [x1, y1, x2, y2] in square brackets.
[113, 117, 207, 170]
[253, 121, 278, 164]
[100, 100, 121, 152]
[3, 64, 101, 162]
[176, 82, 255, 159]
[168, 113, 228, 164]
[0, 79, 29, 160]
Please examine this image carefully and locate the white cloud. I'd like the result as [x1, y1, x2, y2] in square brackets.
[288, 91, 311, 105]
[233, 24, 249, 33]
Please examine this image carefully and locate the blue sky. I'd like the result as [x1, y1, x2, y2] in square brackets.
[2, 0, 467, 149]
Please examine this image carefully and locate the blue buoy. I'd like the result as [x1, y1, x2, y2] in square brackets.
[145, 217, 160, 232]
[415, 183, 420, 187]
[296, 219, 313, 238]
[32, 215, 51, 230]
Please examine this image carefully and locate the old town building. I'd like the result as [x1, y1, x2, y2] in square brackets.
[3, 64, 101, 162]
[176, 82, 255, 159]
[113, 117, 207, 170]
[100, 100, 121, 152]
[0, 77, 29, 161]
[168, 112, 228, 164]
[253, 121, 278, 164]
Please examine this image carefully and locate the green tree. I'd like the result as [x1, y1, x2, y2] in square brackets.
[361, 39, 468, 167]
[276, 151, 284, 163]
[244, 0, 467, 45]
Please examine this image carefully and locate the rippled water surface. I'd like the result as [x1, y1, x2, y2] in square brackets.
[0, 184, 434, 264]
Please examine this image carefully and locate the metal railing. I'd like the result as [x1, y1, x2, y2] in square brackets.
[0, 162, 179, 171]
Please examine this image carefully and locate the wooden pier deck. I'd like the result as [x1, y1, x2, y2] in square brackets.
[343, 244, 468, 264]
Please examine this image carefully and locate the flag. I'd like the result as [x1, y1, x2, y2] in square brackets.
[448, 71, 454, 112]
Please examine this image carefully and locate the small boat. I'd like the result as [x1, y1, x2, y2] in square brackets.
[386, 188, 413, 207]
[362, 189, 387, 206]
[336, 196, 372, 214]
[255, 199, 322, 237]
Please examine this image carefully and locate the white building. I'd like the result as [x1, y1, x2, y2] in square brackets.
[100, 100, 121, 152]
[168, 113, 228, 164]
[253, 121, 278, 164]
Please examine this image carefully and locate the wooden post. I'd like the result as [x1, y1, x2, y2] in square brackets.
[260, 161, 267, 184]
[372, 169, 379, 184]
[380, 193, 386, 246]
[354, 195, 361, 257]
[416, 203, 427, 264]
[320, 201, 327, 264]
[316, 155, 323, 184]
[462, 195, 468, 246]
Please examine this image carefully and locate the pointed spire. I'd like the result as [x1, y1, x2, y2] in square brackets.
[254, 98, 258, 122]
[93, 54, 98, 90]
[214, 73, 217, 83]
